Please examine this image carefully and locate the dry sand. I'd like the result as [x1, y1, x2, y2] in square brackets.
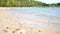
[0, 9, 60, 34]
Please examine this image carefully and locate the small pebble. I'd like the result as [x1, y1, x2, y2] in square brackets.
[3, 30, 7, 32]
[6, 27, 9, 29]
[12, 31, 15, 33]
[38, 30, 40, 32]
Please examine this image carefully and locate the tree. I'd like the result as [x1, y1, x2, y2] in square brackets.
[57, 3, 60, 6]
[0, 0, 60, 7]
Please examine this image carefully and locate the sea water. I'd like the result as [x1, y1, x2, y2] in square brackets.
[5, 7, 60, 32]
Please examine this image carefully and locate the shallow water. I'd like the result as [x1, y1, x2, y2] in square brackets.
[5, 7, 60, 32]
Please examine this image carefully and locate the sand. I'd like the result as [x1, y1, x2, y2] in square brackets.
[0, 9, 60, 34]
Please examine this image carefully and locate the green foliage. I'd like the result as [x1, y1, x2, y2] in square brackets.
[57, 3, 60, 6]
[0, 0, 60, 7]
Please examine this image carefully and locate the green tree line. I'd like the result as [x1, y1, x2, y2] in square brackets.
[0, 0, 60, 7]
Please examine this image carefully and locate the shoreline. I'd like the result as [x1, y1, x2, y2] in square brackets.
[0, 10, 60, 34]
[0, 7, 60, 9]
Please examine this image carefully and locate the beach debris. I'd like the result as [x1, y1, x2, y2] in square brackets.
[3, 29, 7, 33]
[6, 27, 9, 29]
[19, 29, 26, 34]
[12, 31, 15, 33]
[38, 30, 40, 32]
[12, 28, 20, 33]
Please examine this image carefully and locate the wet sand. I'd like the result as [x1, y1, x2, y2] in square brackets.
[0, 9, 60, 34]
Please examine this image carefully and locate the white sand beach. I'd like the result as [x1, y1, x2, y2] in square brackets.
[0, 9, 60, 34]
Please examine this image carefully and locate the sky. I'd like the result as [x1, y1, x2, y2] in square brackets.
[36, 0, 60, 4]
